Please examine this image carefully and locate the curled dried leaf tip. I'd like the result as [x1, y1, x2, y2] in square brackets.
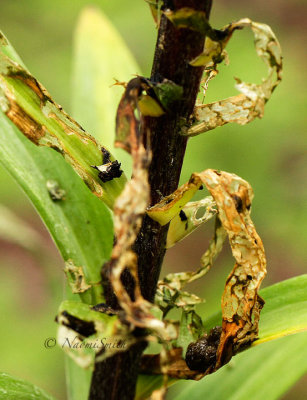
[147, 169, 266, 375]
[201, 170, 267, 367]
[166, 15, 283, 136]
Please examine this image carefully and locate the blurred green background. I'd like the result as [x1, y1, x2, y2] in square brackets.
[0, 1, 306, 399]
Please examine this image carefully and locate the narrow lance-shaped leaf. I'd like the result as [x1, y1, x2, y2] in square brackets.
[0, 31, 126, 209]
[0, 35, 114, 304]
[0, 113, 113, 304]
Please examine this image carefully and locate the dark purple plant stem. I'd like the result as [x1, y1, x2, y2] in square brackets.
[89, 1, 212, 399]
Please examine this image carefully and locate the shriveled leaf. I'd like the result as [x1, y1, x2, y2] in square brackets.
[164, 11, 282, 136]
[0, 372, 55, 400]
[186, 18, 282, 136]
[152, 168, 265, 357]
[150, 169, 266, 379]
[0, 30, 125, 208]
[199, 170, 267, 366]
[115, 76, 182, 154]
[72, 7, 141, 175]
[109, 82, 168, 338]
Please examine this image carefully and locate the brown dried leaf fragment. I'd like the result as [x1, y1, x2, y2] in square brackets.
[201, 170, 267, 367]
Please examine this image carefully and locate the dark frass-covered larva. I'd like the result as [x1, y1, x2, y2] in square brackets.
[185, 326, 222, 372]
[91, 148, 123, 183]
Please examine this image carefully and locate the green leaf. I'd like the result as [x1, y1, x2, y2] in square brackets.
[72, 6, 141, 175]
[0, 372, 56, 400]
[0, 30, 126, 209]
[204, 275, 307, 344]
[172, 332, 307, 400]
[0, 112, 113, 304]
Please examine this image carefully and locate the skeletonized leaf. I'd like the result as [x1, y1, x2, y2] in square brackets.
[187, 18, 282, 136]
[164, 10, 282, 136]
[150, 169, 267, 378]
[56, 300, 134, 369]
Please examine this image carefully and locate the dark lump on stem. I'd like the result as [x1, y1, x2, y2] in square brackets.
[185, 326, 222, 372]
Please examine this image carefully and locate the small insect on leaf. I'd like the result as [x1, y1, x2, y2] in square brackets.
[91, 147, 123, 183]
[46, 179, 66, 201]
